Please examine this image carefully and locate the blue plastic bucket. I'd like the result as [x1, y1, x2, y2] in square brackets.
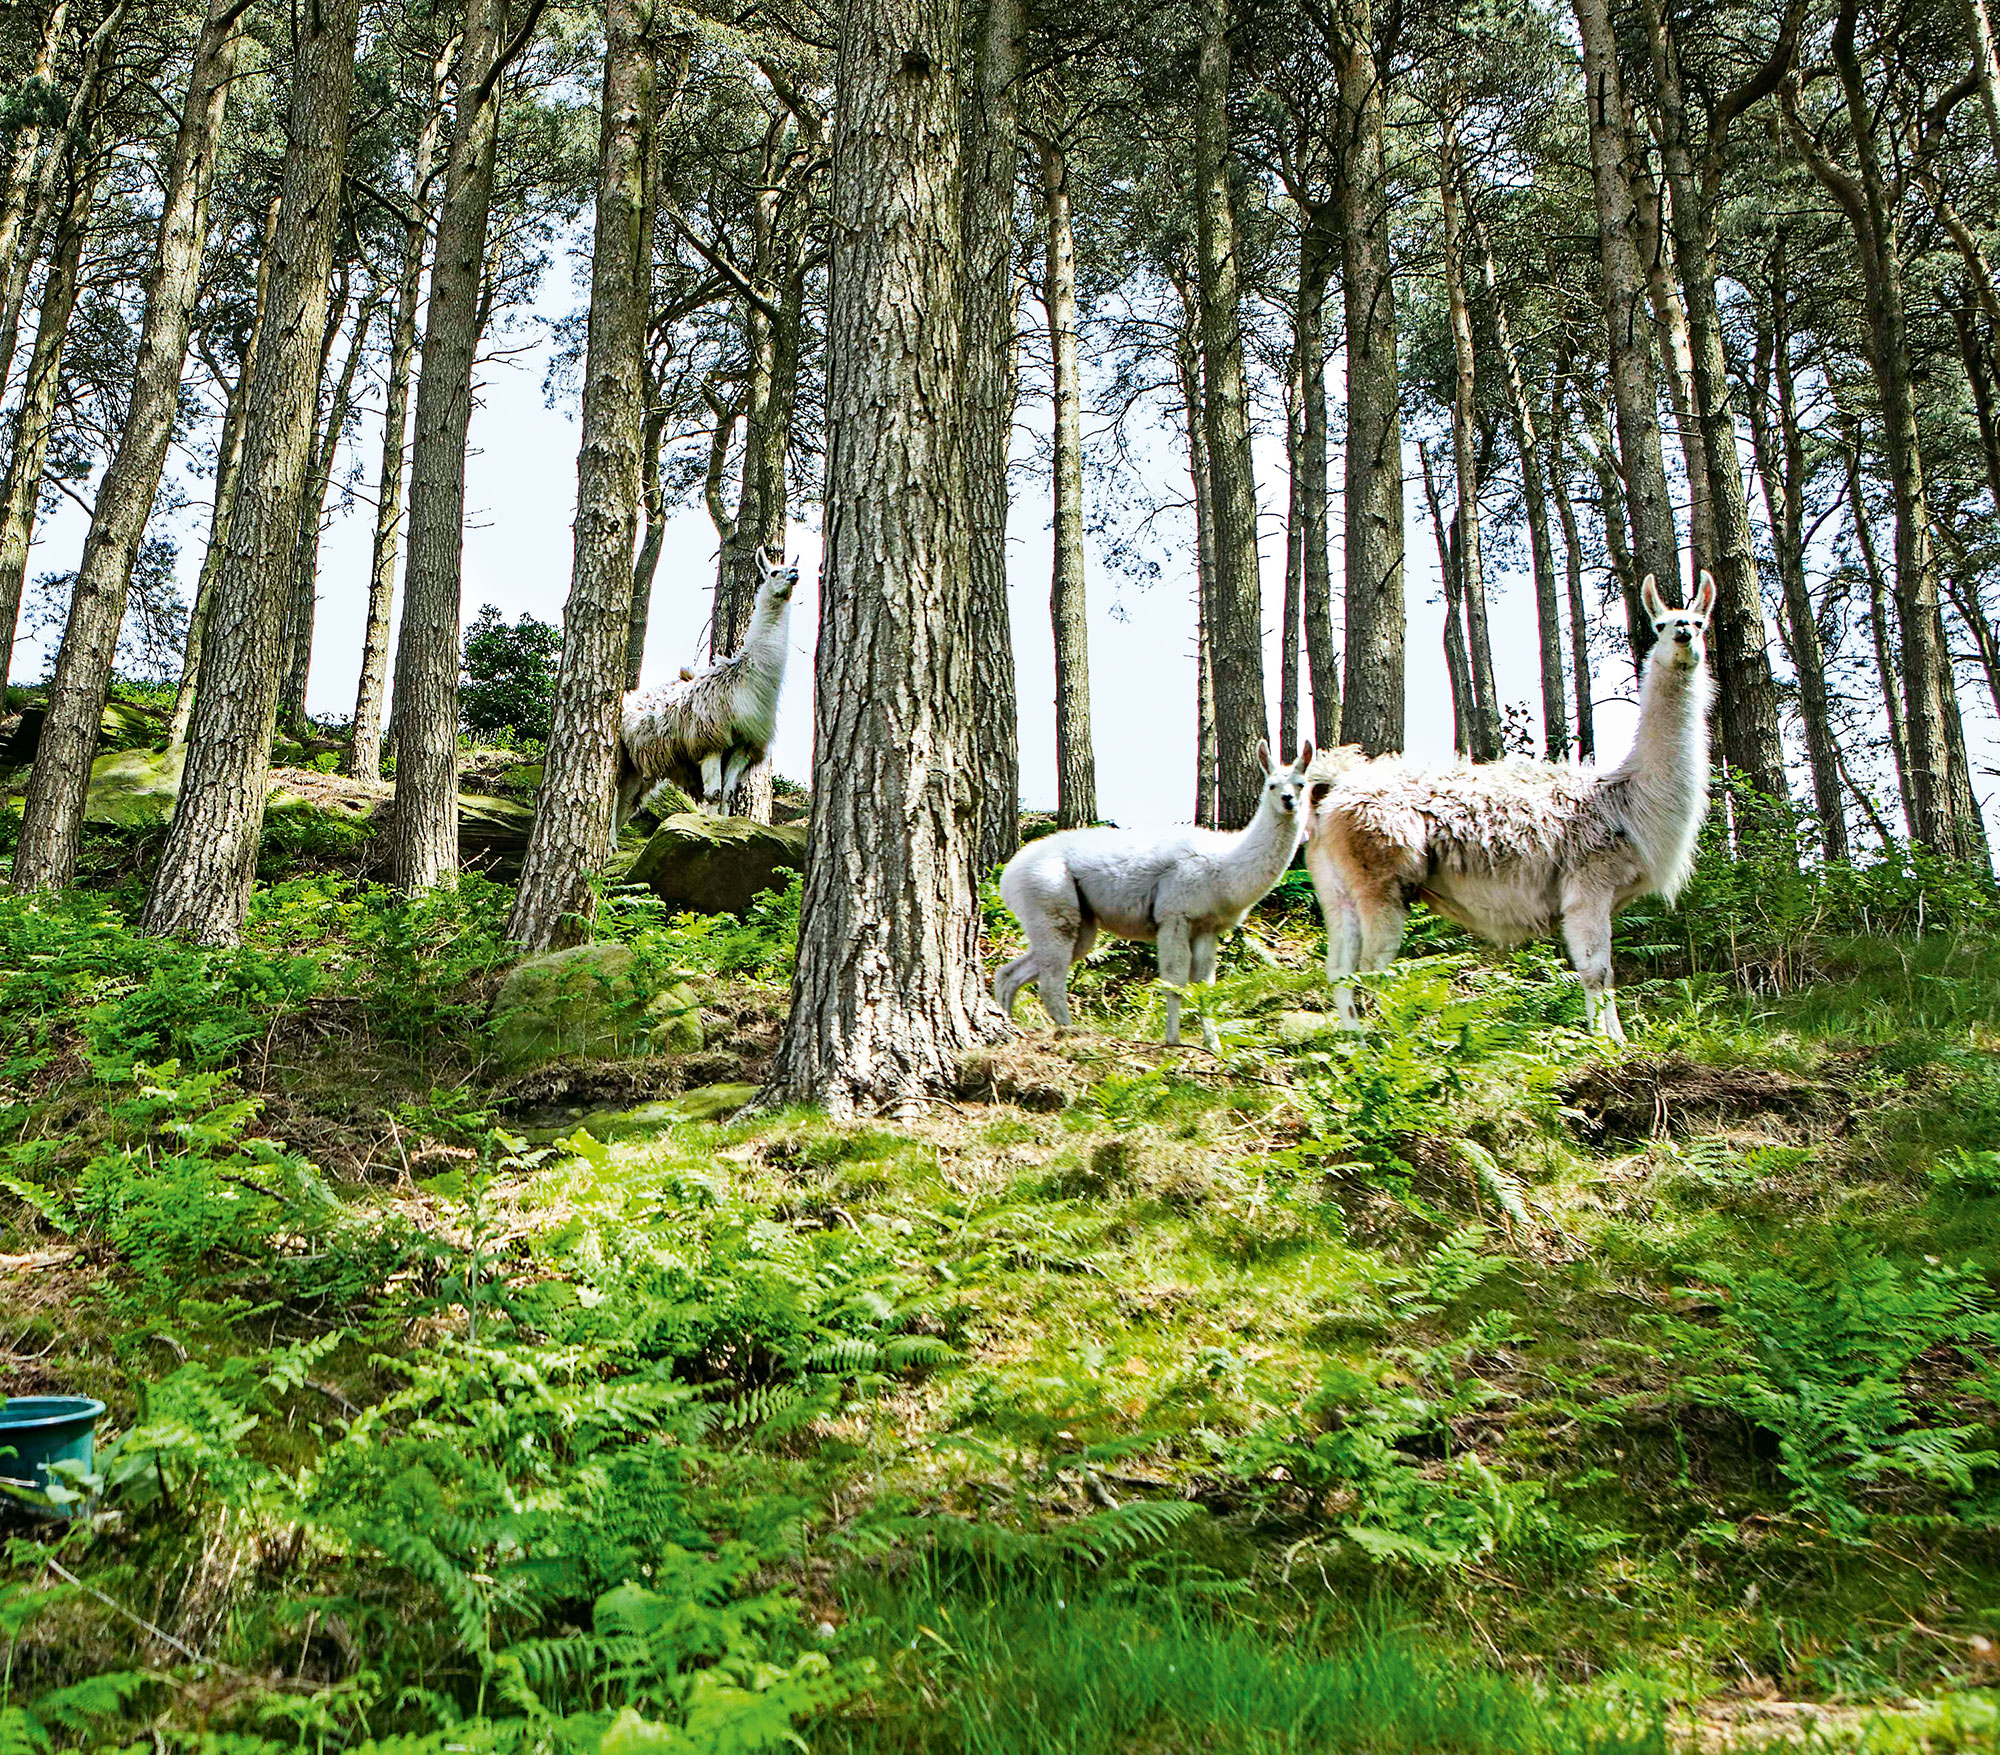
[0, 1396, 105, 1515]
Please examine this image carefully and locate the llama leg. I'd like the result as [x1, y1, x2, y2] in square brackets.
[994, 952, 1037, 1017]
[1560, 890, 1624, 1042]
[1022, 918, 1079, 1030]
[1190, 931, 1220, 1052]
[699, 753, 724, 805]
[1156, 916, 1192, 1047]
[1306, 827, 1364, 1025]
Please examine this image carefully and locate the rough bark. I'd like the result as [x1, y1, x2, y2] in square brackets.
[141, 0, 363, 943]
[1333, 0, 1405, 753]
[1630, 152, 1709, 592]
[1745, 248, 1845, 860]
[0, 142, 97, 698]
[1193, 0, 1269, 824]
[507, 4, 675, 950]
[0, 0, 70, 401]
[1572, 0, 1679, 624]
[1438, 122, 1498, 761]
[280, 290, 372, 731]
[1577, 405, 1647, 677]
[1472, 208, 1568, 760]
[1846, 435, 1916, 838]
[14, 0, 243, 892]
[1179, 335, 1218, 827]
[761, 0, 1003, 1114]
[1296, 221, 1339, 749]
[961, 0, 1023, 870]
[390, 0, 516, 893]
[1961, 0, 2000, 145]
[1421, 441, 1472, 754]
[624, 394, 668, 688]
[1039, 131, 1096, 828]
[1786, 18, 1976, 859]
[1280, 362, 1303, 759]
[348, 47, 455, 782]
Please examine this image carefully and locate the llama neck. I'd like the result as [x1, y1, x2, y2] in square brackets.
[739, 587, 791, 674]
[1221, 797, 1303, 906]
[1610, 647, 1714, 894]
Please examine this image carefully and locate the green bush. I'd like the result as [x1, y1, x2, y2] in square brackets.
[461, 604, 561, 745]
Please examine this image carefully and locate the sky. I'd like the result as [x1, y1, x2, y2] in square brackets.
[18, 254, 1789, 835]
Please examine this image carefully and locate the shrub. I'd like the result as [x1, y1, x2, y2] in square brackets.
[461, 604, 561, 744]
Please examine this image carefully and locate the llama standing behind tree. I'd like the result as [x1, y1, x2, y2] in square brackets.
[1305, 574, 1716, 1040]
[615, 548, 797, 826]
[996, 740, 1315, 1050]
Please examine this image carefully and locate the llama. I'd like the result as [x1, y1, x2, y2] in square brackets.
[996, 740, 1315, 1050]
[1304, 573, 1715, 1041]
[615, 548, 797, 828]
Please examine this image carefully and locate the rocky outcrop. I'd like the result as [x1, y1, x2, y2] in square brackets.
[628, 812, 806, 914]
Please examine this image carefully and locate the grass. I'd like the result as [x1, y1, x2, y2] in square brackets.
[1, 803, 1999, 1751]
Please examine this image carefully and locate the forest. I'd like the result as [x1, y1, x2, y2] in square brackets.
[2, 0, 2000, 1745]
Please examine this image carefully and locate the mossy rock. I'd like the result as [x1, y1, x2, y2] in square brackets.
[457, 792, 536, 858]
[8, 697, 165, 765]
[82, 745, 186, 827]
[629, 812, 806, 914]
[496, 763, 544, 797]
[489, 941, 704, 1072]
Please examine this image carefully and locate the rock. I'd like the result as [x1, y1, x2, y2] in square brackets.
[489, 941, 705, 1071]
[495, 763, 544, 797]
[672, 1081, 759, 1121]
[1273, 1009, 1333, 1045]
[457, 792, 536, 863]
[82, 745, 186, 827]
[628, 812, 806, 914]
[8, 697, 164, 765]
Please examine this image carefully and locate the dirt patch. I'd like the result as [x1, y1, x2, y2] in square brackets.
[955, 1042, 1084, 1111]
[1561, 1053, 1843, 1142]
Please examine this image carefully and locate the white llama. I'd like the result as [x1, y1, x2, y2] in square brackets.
[1304, 574, 1715, 1040]
[616, 548, 797, 827]
[996, 740, 1315, 1050]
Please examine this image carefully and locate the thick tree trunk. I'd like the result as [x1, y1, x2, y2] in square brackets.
[1438, 125, 1498, 761]
[14, 0, 242, 892]
[390, 0, 516, 893]
[508, 7, 677, 950]
[1179, 336, 1218, 827]
[1787, 11, 1974, 859]
[1572, 0, 1679, 627]
[1638, 0, 1789, 803]
[280, 292, 373, 731]
[761, 0, 1003, 1114]
[141, 0, 363, 942]
[1297, 224, 1339, 750]
[961, 0, 1023, 870]
[1334, 0, 1405, 753]
[1630, 154, 1709, 592]
[0, 145, 97, 697]
[1472, 210, 1568, 760]
[1745, 251, 1845, 860]
[0, 0, 70, 401]
[1193, 0, 1268, 823]
[1040, 133, 1097, 828]
[348, 50, 454, 782]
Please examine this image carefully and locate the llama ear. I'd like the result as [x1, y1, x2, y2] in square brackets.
[1694, 570, 1717, 617]
[1640, 573, 1665, 620]
[755, 547, 775, 576]
[1293, 739, 1315, 775]
[1257, 739, 1273, 775]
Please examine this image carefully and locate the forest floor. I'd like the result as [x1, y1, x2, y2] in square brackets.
[1, 764, 1999, 1753]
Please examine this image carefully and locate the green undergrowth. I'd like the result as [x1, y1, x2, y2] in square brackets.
[0, 836, 1998, 1752]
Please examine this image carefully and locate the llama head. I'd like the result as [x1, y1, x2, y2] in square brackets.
[1256, 738, 1316, 820]
[1641, 571, 1714, 670]
[756, 547, 801, 603]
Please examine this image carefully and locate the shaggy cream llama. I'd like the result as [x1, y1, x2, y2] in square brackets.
[1304, 573, 1715, 1040]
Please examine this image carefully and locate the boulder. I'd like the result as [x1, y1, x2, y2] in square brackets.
[628, 812, 806, 914]
[83, 746, 186, 827]
[8, 697, 165, 765]
[489, 940, 705, 1071]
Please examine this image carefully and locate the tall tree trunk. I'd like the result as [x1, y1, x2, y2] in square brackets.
[1333, 0, 1405, 753]
[508, 8, 679, 949]
[1639, 0, 1789, 802]
[1193, 0, 1268, 823]
[141, 0, 364, 942]
[1572, 0, 1679, 632]
[1744, 245, 1845, 860]
[1845, 434, 1916, 838]
[1630, 150, 1709, 592]
[1180, 334, 1219, 827]
[1421, 441, 1473, 754]
[1040, 132, 1096, 828]
[1472, 209, 1568, 759]
[1280, 358, 1303, 759]
[391, 0, 517, 893]
[761, 0, 1002, 1114]
[348, 45, 454, 782]
[281, 291, 372, 732]
[961, 0, 1023, 870]
[1438, 122, 1498, 761]
[1576, 405, 1647, 676]
[624, 395, 667, 688]
[1786, 15, 1973, 859]
[1297, 218, 1339, 749]
[14, 0, 242, 892]
[0, 143, 98, 697]
[1934, 511, 2000, 724]
[0, 0, 70, 401]
[1961, 0, 2000, 145]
